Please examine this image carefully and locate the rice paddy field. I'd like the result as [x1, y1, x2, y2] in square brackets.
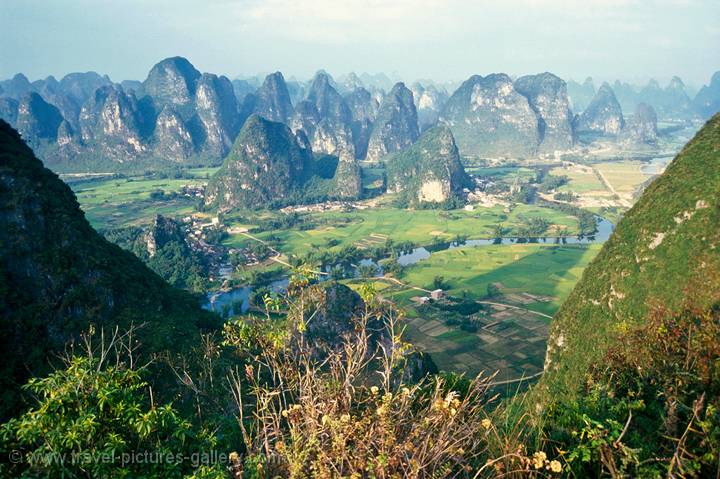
[227, 204, 582, 255]
[381, 243, 603, 381]
[70, 167, 219, 229]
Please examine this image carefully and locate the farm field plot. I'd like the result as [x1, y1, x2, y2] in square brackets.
[398, 243, 602, 315]
[466, 166, 537, 184]
[402, 304, 550, 382]
[550, 164, 607, 194]
[72, 168, 217, 229]
[593, 160, 649, 195]
[239, 205, 581, 257]
[378, 243, 602, 379]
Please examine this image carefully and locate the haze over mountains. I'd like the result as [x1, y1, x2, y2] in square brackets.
[1, 57, 718, 176]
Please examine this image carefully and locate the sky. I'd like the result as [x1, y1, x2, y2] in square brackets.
[1, 0, 719, 88]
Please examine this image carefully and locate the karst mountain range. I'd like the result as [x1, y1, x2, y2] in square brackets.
[1, 57, 718, 208]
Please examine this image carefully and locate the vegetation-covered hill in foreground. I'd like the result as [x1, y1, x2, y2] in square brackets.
[528, 113, 720, 476]
[0, 120, 220, 419]
[543, 112, 720, 393]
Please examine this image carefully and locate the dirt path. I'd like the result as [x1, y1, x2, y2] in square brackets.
[487, 370, 544, 387]
[476, 300, 553, 319]
[376, 275, 432, 293]
[593, 166, 632, 208]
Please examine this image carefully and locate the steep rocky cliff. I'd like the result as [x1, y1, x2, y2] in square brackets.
[344, 86, 379, 159]
[194, 73, 240, 157]
[248, 72, 295, 124]
[411, 83, 448, 132]
[574, 83, 625, 136]
[151, 105, 195, 161]
[78, 84, 149, 160]
[141, 56, 201, 117]
[16, 92, 64, 148]
[621, 102, 658, 145]
[0, 57, 247, 171]
[692, 71, 720, 119]
[439, 74, 540, 158]
[205, 115, 312, 210]
[385, 126, 469, 204]
[366, 82, 419, 162]
[304, 72, 355, 156]
[514, 72, 574, 153]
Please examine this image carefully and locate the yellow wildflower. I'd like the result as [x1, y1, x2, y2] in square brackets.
[549, 460, 562, 473]
[533, 451, 547, 469]
[481, 418, 492, 429]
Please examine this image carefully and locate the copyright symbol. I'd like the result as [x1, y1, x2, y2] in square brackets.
[9, 450, 22, 464]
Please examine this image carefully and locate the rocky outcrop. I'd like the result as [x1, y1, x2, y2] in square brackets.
[56, 120, 76, 147]
[621, 103, 658, 145]
[345, 87, 379, 123]
[385, 126, 469, 204]
[344, 87, 379, 159]
[79, 85, 148, 158]
[31, 76, 82, 129]
[290, 282, 366, 350]
[692, 71, 720, 119]
[566, 77, 595, 113]
[307, 72, 352, 126]
[439, 74, 540, 158]
[0, 98, 19, 126]
[574, 83, 624, 136]
[195, 73, 239, 157]
[0, 73, 33, 100]
[1, 58, 247, 170]
[249, 72, 295, 124]
[143, 214, 186, 258]
[339, 72, 364, 93]
[310, 119, 354, 157]
[514, 73, 574, 153]
[303, 72, 355, 156]
[59, 72, 112, 107]
[290, 100, 321, 137]
[639, 77, 691, 118]
[16, 93, 64, 146]
[330, 148, 362, 198]
[152, 106, 195, 161]
[205, 115, 312, 210]
[366, 82, 419, 162]
[141, 56, 201, 116]
[411, 83, 448, 132]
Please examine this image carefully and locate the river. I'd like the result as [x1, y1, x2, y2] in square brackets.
[204, 216, 614, 316]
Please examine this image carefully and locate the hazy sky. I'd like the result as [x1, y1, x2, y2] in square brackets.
[2, 0, 719, 87]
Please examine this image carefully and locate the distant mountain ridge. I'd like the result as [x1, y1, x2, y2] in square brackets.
[1, 59, 718, 173]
